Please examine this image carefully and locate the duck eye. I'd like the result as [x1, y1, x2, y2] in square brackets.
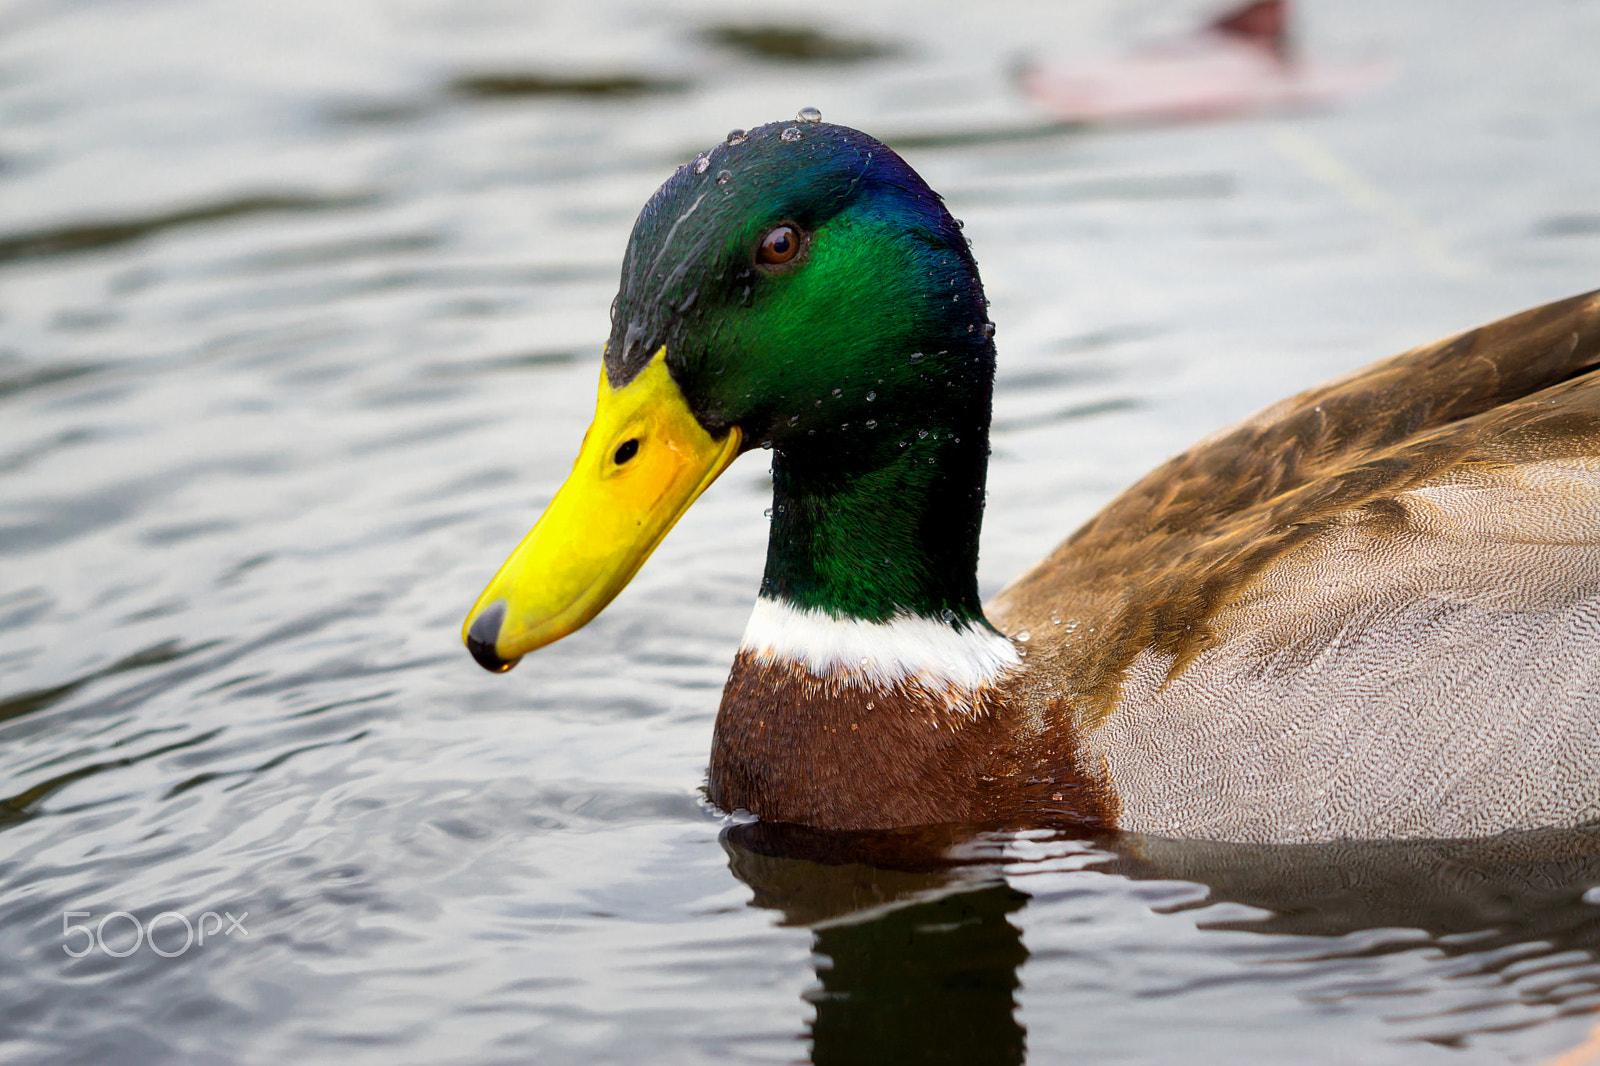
[756, 224, 802, 267]
[613, 439, 639, 465]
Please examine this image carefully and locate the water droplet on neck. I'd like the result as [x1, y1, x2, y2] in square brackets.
[917, 429, 928, 439]
[865, 391, 876, 401]
[797, 106, 822, 122]
[716, 170, 732, 185]
[908, 351, 923, 363]
[830, 388, 842, 397]
[1016, 629, 1031, 642]
[939, 608, 956, 624]
[725, 129, 747, 145]
[864, 419, 876, 428]
[694, 155, 710, 174]
[983, 322, 996, 337]
[780, 127, 802, 142]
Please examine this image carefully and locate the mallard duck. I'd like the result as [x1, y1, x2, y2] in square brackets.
[462, 114, 1600, 844]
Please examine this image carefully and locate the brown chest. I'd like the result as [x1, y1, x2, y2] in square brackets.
[707, 652, 1116, 831]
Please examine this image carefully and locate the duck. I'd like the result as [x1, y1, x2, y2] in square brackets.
[462, 113, 1600, 845]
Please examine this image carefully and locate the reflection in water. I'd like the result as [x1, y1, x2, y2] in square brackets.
[726, 823, 1029, 1066]
[0, 193, 374, 265]
[699, 24, 899, 64]
[446, 72, 693, 100]
[725, 822, 1600, 1061]
[1108, 828, 1600, 944]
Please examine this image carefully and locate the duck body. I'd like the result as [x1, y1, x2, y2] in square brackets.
[991, 292, 1600, 842]
[464, 115, 1600, 844]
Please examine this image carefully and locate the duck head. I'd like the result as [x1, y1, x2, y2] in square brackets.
[463, 116, 996, 672]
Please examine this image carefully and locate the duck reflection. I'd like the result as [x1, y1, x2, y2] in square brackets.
[724, 822, 1033, 1066]
[722, 821, 1600, 1063]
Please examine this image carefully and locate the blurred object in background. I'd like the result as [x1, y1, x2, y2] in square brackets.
[1020, 0, 1388, 124]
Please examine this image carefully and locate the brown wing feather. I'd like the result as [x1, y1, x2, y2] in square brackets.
[990, 289, 1600, 721]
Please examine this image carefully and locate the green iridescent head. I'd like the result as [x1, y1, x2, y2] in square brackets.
[463, 117, 998, 671]
[605, 118, 994, 451]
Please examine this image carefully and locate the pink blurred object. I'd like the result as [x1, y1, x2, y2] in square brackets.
[1020, 0, 1388, 124]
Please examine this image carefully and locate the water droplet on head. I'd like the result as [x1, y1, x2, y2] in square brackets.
[726, 129, 747, 145]
[917, 429, 929, 439]
[763, 508, 773, 518]
[939, 608, 956, 624]
[865, 391, 876, 401]
[908, 352, 923, 363]
[864, 419, 876, 429]
[954, 218, 965, 230]
[716, 170, 732, 185]
[983, 322, 996, 338]
[797, 106, 822, 123]
[1016, 629, 1031, 642]
[813, 399, 822, 408]
[830, 388, 841, 398]
[788, 415, 799, 426]
[780, 127, 802, 142]
[694, 155, 710, 174]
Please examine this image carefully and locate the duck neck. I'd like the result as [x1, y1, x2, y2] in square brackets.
[758, 349, 996, 628]
[712, 340, 1042, 829]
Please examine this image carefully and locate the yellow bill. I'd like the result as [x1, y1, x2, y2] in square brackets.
[463, 349, 741, 672]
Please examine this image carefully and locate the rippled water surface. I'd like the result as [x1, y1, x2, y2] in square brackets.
[4, 1, 1600, 1062]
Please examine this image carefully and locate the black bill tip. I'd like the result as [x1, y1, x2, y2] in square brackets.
[465, 601, 520, 673]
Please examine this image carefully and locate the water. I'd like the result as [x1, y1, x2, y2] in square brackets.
[2, 0, 1599, 1061]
